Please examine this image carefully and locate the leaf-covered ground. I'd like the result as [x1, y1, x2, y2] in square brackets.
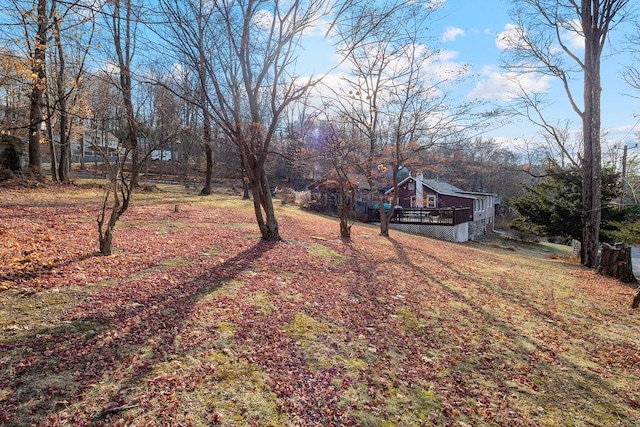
[1, 183, 639, 426]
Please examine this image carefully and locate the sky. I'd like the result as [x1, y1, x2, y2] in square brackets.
[431, 0, 639, 147]
[300, 0, 640, 152]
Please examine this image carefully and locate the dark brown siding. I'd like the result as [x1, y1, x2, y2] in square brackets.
[439, 195, 473, 220]
[396, 178, 415, 207]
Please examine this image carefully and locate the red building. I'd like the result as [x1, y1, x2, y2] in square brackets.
[388, 173, 497, 236]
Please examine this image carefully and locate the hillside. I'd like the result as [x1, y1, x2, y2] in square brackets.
[1, 183, 639, 426]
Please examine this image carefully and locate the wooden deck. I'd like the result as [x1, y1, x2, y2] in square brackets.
[367, 207, 471, 226]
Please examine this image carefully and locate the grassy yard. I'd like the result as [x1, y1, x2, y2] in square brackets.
[0, 182, 639, 426]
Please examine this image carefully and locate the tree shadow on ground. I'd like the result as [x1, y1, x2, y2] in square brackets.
[0, 240, 276, 426]
[383, 236, 635, 424]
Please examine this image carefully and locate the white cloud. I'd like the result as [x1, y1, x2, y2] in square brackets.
[468, 65, 552, 101]
[170, 63, 190, 80]
[99, 61, 119, 76]
[496, 23, 526, 50]
[441, 26, 465, 42]
[562, 19, 584, 49]
[425, 50, 470, 81]
[303, 15, 335, 37]
[497, 21, 583, 53]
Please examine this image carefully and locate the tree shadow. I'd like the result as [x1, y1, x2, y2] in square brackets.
[0, 240, 276, 426]
[382, 236, 630, 421]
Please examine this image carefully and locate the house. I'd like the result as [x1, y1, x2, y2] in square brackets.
[307, 173, 374, 221]
[386, 173, 497, 240]
[74, 128, 121, 162]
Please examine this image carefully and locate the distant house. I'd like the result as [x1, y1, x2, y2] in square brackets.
[385, 173, 498, 240]
[75, 129, 121, 162]
[307, 173, 374, 221]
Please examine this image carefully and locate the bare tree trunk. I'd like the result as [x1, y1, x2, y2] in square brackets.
[242, 175, 250, 199]
[53, 3, 70, 184]
[45, 113, 59, 182]
[28, 93, 44, 177]
[97, 162, 132, 256]
[378, 203, 390, 236]
[250, 167, 280, 241]
[201, 142, 213, 195]
[26, 0, 48, 178]
[200, 104, 213, 196]
[111, 0, 139, 187]
[338, 186, 355, 240]
[197, 55, 213, 196]
[99, 224, 115, 255]
[98, 176, 120, 256]
[581, 4, 603, 268]
[57, 111, 71, 183]
[240, 160, 250, 199]
[80, 136, 85, 170]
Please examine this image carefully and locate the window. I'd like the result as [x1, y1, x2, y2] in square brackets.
[427, 195, 436, 208]
[408, 181, 415, 191]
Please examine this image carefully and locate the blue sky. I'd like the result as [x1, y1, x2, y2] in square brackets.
[301, 0, 640, 150]
[431, 0, 639, 146]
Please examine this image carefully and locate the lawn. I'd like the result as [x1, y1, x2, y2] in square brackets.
[1, 182, 639, 426]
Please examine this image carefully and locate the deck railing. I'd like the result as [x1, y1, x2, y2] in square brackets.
[367, 207, 471, 226]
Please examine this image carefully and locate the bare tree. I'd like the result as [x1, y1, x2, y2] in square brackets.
[152, 0, 228, 195]
[503, 0, 632, 267]
[330, 0, 475, 236]
[158, 0, 341, 241]
[316, 115, 361, 239]
[103, 0, 142, 187]
[15, 0, 49, 177]
[47, 0, 96, 183]
[623, 21, 640, 94]
[94, 0, 145, 255]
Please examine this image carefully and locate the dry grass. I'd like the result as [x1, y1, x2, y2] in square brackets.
[0, 181, 639, 426]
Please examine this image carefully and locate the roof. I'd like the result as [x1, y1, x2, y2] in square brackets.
[390, 175, 496, 199]
[308, 173, 372, 191]
[422, 179, 465, 196]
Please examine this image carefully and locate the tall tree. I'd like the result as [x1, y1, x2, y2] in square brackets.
[150, 3, 219, 195]
[104, 0, 141, 186]
[48, 0, 96, 182]
[317, 116, 361, 239]
[158, 0, 340, 241]
[623, 20, 640, 94]
[24, 0, 48, 176]
[503, 0, 631, 267]
[331, 0, 473, 236]
[94, 0, 143, 255]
